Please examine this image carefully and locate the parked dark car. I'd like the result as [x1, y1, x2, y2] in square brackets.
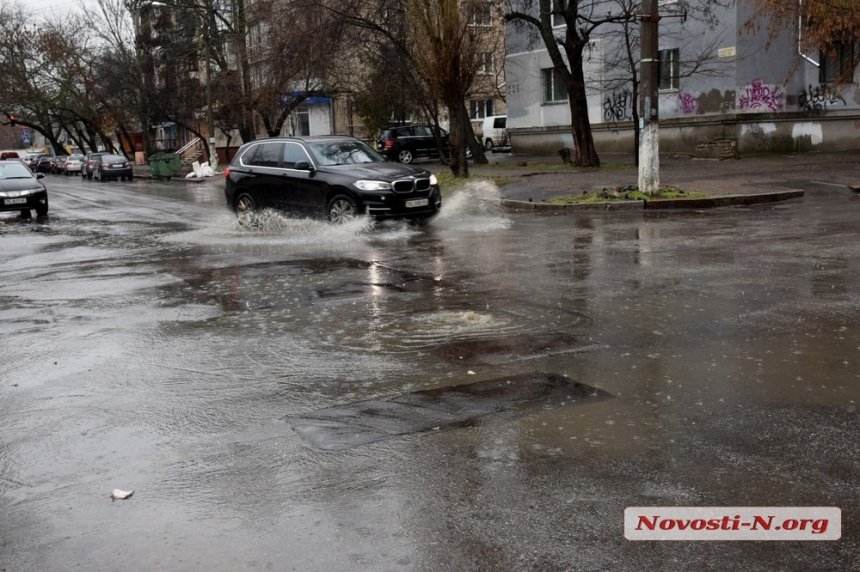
[34, 156, 54, 173]
[0, 159, 48, 219]
[225, 136, 441, 223]
[92, 153, 133, 182]
[49, 155, 68, 174]
[377, 124, 448, 164]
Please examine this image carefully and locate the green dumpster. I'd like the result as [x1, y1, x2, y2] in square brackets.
[148, 152, 182, 180]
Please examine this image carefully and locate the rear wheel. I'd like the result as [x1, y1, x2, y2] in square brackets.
[397, 149, 414, 164]
[327, 194, 358, 224]
[484, 138, 494, 151]
[235, 192, 257, 214]
[234, 192, 259, 225]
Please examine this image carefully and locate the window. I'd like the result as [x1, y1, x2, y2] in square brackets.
[542, 68, 568, 103]
[477, 52, 494, 75]
[247, 143, 283, 167]
[470, 99, 495, 119]
[551, 13, 565, 28]
[471, 3, 492, 27]
[820, 41, 858, 84]
[659, 48, 680, 91]
[293, 107, 310, 136]
[282, 142, 310, 169]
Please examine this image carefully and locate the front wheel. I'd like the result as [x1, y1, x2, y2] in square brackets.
[484, 138, 494, 151]
[327, 194, 358, 224]
[397, 149, 414, 164]
[35, 200, 48, 218]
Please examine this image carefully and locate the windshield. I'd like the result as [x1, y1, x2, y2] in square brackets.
[0, 162, 35, 179]
[307, 140, 385, 166]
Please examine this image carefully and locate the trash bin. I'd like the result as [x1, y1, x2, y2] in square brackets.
[147, 152, 182, 180]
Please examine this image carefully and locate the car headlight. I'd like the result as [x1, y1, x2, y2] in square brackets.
[0, 188, 41, 198]
[430, 174, 438, 186]
[354, 180, 391, 191]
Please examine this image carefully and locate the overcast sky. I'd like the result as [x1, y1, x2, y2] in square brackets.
[21, 0, 91, 17]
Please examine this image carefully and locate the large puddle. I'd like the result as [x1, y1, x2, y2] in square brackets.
[286, 372, 613, 450]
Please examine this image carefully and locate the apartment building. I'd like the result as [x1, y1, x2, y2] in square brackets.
[505, 3, 860, 156]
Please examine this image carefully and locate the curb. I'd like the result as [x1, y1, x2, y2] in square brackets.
[500, 190, 804, 213]
[501, 199, 643, 212]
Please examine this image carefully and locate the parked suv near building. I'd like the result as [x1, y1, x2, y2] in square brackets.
[225, 136, 441, 223]
[377, 124, 448, 164]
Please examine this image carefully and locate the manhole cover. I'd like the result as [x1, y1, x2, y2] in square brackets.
[286, 372, 612, 450]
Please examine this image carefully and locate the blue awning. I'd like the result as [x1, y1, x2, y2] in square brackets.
[280, 92, 331, 107]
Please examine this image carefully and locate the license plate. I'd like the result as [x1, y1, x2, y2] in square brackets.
[111, 163, 125, 168]
[4, 198, 27, 205]
[405, 198, 429, 208]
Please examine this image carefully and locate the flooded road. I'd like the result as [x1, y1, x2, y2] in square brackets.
[1, 176, 858, 570]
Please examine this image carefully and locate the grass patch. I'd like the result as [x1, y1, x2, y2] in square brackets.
[548, 186, 707, 205]
[433, 171, 510, 195]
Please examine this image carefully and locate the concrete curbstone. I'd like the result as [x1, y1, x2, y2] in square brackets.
[500, 190, 803, 213]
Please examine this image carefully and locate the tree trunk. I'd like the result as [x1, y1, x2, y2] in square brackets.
[446, 99, 469, 177]
[566, 61, 600, 168]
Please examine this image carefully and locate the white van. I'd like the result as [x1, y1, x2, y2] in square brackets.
[480, 116, 507, 151]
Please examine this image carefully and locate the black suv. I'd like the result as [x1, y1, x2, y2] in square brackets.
[225, 136, 441, 223]
[377, 124, 448, 164]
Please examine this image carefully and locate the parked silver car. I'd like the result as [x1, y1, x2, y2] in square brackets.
[63, 154, 84, 175]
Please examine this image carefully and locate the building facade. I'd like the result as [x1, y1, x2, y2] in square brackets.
[505, 3, 860, 157]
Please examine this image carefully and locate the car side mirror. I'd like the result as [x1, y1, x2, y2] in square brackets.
[36, 173, 45, 179]
[295, 161, 313, 171]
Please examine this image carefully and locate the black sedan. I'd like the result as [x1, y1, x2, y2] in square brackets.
[224, 136, 441, 223]
[0, 160, 48, 219]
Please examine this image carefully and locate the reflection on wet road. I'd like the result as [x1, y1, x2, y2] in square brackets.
[1, 176, 858, 570]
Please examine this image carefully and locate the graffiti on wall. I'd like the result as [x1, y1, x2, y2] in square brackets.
[678, 93, 700, 115]
[603, 90, 633, 121]
[738, 80, 785, 112]
[798, 84, 846, 112]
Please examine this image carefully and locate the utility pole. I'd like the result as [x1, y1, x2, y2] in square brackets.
[639, 0, 660, 195]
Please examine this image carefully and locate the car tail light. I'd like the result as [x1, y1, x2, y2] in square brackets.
[383, 139, 395, 149]
[224, 166, 231, 177]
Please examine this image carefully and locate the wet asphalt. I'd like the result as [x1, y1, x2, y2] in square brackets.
[0, 165, 858, 570]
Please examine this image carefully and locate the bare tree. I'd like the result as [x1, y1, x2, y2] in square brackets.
[325, 0, 495, 177]
[748, 0, 860, 84]
[246, 1, 350, 137]
[506, 0, 733, 168]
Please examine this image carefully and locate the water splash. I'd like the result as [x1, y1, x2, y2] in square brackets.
[161, 210, 419, 247]
[430, 179, 510, 231]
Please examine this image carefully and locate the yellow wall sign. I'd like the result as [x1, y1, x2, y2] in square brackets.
[718, 47, 737, 58]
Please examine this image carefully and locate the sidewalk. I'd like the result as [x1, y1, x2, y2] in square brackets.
[468, 150, 860, 210]
[132, 162, 223, 183]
